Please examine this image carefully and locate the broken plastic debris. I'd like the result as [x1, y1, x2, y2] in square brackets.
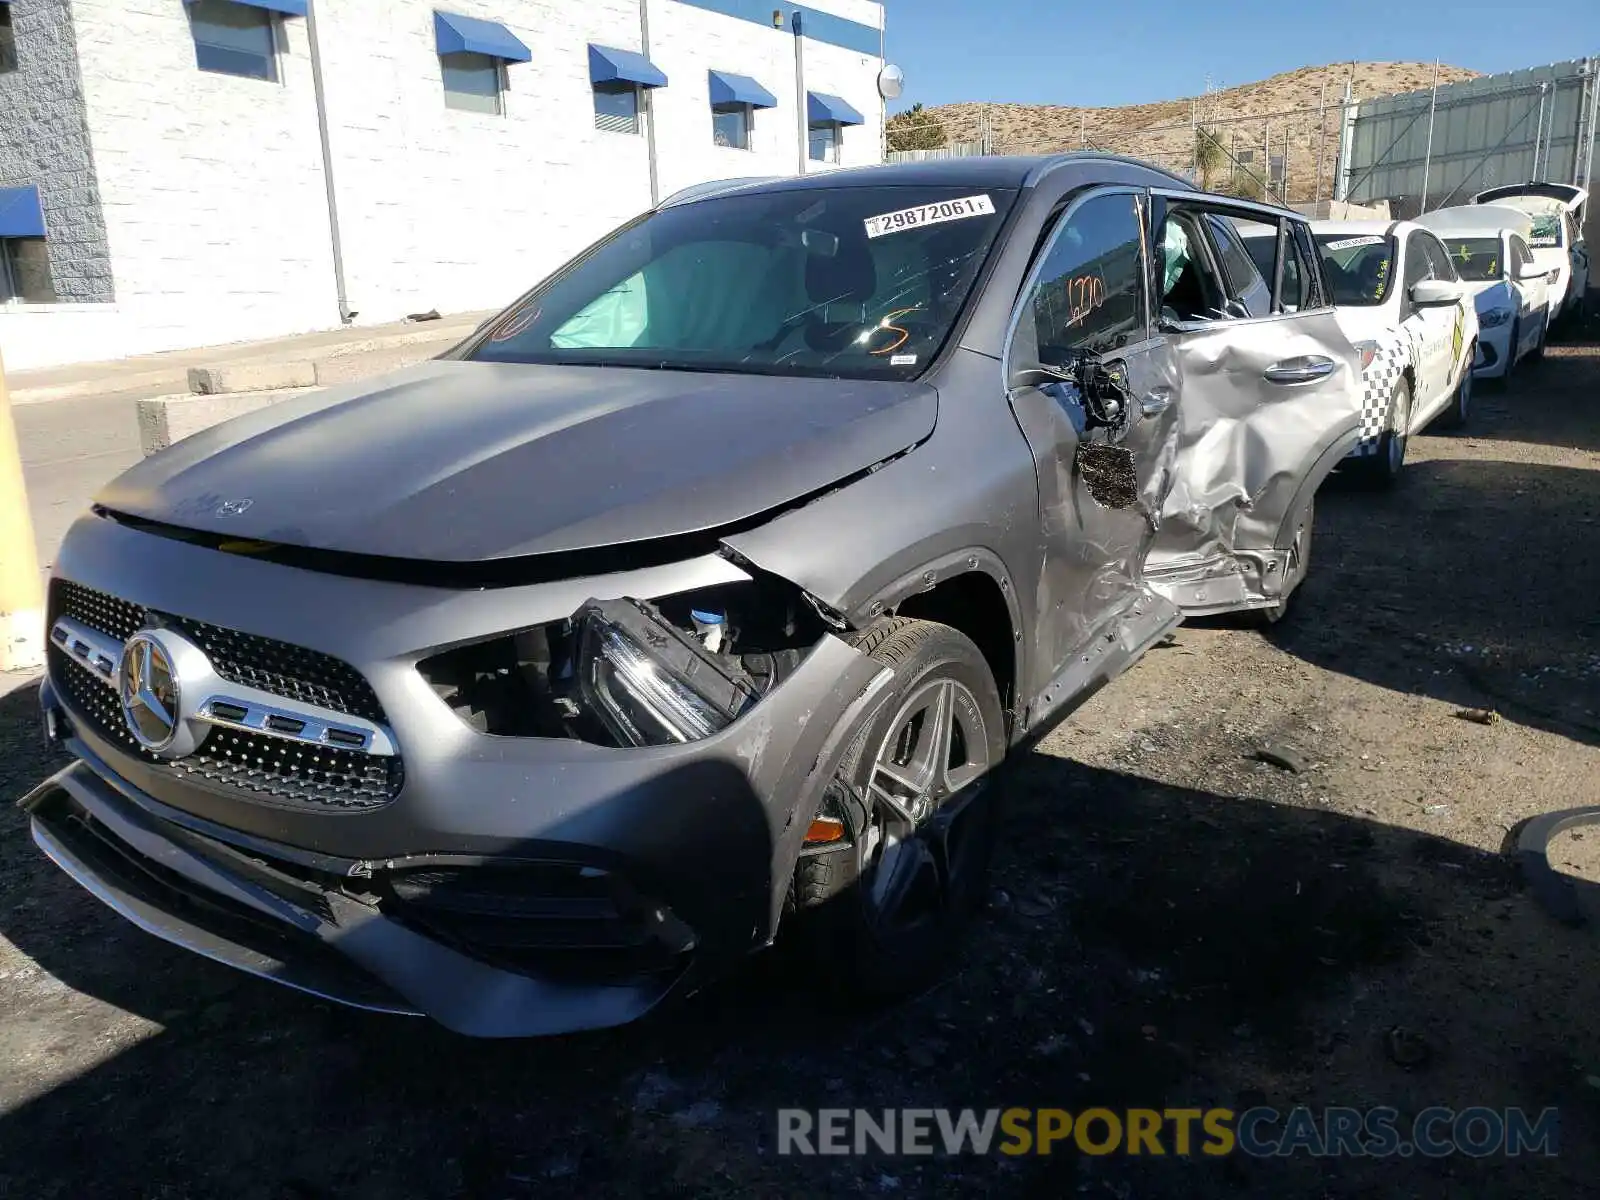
[1454, 707, 1500, 725]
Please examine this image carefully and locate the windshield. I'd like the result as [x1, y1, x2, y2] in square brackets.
[465, 185, 1018, 380]
[1313, 233, 1395, 306]
[1443, 237, 1503, 281]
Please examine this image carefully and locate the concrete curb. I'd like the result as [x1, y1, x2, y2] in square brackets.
[188, 361, 316, 395]
[137, 388, 314, 456]
[9, 312, 491, 407]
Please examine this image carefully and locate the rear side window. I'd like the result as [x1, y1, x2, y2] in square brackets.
[1404, 233, 1433, 288]
[1204, 213, 1270, 313]
[1018, 192, 1147, 363]
[1420, 235, 1457, 282]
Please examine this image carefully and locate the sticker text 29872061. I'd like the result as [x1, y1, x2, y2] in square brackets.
[864, 195, 995, 239]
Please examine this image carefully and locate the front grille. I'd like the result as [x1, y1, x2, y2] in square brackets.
[48, 580, 402, 812]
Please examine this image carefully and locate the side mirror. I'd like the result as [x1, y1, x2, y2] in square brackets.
[1411, 279, 1463, 306]
[1515, 262, 1546, 281]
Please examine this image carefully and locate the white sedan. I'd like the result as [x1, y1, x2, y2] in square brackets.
[1304, 220, 1477, 487]
[1416, 205, 1550, 381]
[1472, 183, 1589, 327]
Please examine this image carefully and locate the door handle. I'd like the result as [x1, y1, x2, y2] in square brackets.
[1140, 387, 1174, 418]
[1262, 355, 1337, 385]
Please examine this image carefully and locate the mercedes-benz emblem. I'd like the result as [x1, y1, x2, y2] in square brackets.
[119, 632, 182, 753]
[216, 498, 254, 517]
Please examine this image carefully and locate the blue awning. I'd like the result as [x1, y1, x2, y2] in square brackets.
[0, 186, 45, 238]
[433, 11, 531, 63]
[589, 45, 667, 89]
[807, 92, 865, 126]
[184, 0, 308, 16]
[708, 70, 777, 110]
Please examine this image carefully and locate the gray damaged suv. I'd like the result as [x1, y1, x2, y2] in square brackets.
[24, 155, 1360, 1037]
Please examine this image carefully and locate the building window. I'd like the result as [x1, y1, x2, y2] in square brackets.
[808, 122, 840, 163]
[441, 51, 503, 115]
[189, 0, 279, 82]
[1, 239, 56, 304]
[593, 82, 640, 134]
[712, 104, 751, 150]
[0, 4, 17, 75]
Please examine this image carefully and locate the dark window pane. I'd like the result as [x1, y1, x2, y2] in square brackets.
[2, 238, 56, 303]
[441, 52, 501, 114]
[1313, 234, 1395, 306]
[593, 83, 639, 133]
[1421, 235, 1456, 281]
[190, 0, 276, 81]
[0, 5, 17, 75]
[712, 105, 749, 149]
[1442, 238, 1502, 281]
[808, 122, 838, 163]
[1024, 193, 1146, 361]
[467, 184, 1017, 381]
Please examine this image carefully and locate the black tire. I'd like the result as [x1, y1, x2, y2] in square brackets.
[1500, 320, 1520, 386]
[1435, 357, 1472, 430]
[792, 617, 1006, 1000]
[1352, 377, 1411, 487]
[1244, 495, 1315, 628]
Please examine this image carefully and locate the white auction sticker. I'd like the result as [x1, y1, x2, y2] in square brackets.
[889, 353, 918, 366]
[1323, 235, 1386, 251]
[864, 194, 995, 239]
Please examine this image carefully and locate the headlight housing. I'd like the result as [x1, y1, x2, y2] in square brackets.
[575, 598, 759, 746]
[1478, 306, 1512, 328]
[1352, 340, 1379, 372]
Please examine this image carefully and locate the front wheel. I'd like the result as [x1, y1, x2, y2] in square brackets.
[1354, 377, 1411, 487]
[792, 617, 1006, 1000]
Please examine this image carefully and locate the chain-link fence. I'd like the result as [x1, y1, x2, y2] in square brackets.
[889, 94, 1355, 208]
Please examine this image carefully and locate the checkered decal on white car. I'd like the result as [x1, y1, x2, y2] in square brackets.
[1349, 335, 1410, 459]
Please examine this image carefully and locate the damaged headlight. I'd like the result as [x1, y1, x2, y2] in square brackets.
[575, 598, 760, 746]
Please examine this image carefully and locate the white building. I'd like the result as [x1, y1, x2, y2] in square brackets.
[0, 0, 887, 370]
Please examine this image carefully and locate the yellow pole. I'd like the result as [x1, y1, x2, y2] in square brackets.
[0, 344, 44, 672]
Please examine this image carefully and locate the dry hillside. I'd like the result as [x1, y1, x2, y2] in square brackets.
[921, 62, 1481, 204]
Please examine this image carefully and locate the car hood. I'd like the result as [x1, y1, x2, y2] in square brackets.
[97, 360, 937, 562]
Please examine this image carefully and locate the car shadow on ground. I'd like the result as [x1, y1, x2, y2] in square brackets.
[1277, 435, 1600, 750]
[1470, 317, 1600, 454]
[2, 672, 1597, 1198]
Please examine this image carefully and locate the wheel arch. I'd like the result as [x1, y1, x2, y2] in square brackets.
[857, 551, 1024, 735]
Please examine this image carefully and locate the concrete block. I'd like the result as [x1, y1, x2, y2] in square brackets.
[187, 361, 316, 395]
[137, 389, 311, 456]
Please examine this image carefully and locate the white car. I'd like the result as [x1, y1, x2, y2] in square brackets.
[1296, 220, 1477, 486]
[1472, 183, 1589, 326]
[1416, 205, 1550, 381]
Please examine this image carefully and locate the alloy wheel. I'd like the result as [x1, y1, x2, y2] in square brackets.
[859, 676, 994, 932]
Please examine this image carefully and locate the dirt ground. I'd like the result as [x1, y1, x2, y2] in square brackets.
[1, 328, 1597, 1199]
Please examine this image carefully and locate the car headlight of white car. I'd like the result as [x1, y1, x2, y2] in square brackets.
[1478, 306, 1513, 329]
[1352, 340, 1379, 372]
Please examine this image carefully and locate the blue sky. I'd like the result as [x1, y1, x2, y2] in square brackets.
[884, 0, 1598, 110]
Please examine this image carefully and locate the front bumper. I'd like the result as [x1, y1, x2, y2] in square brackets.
[1473, 324, 1510, 378]
[28, 514, 892, 1036]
